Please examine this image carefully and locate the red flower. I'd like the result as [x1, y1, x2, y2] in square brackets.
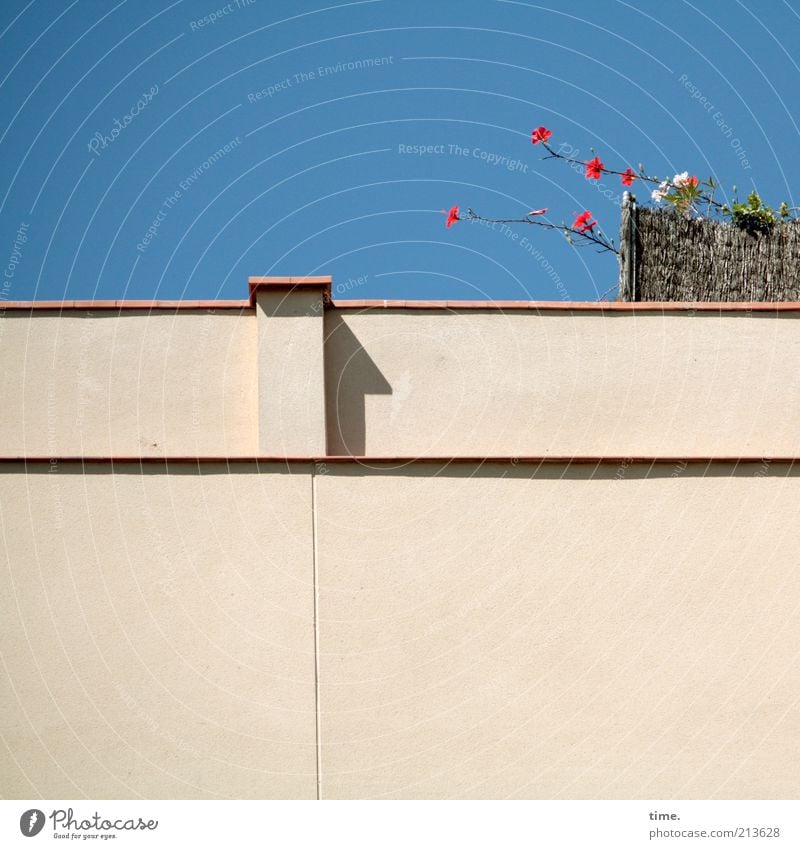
[445, 205, 459, 228]
[621, 167, 636, 186]
[687, 175, 699, 188]
[572, 211, 596, 233]
[585, 156, 604, 180]
[531, 126, 552, 145]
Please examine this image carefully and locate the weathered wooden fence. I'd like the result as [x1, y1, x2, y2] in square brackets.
[618, 192, 800, 301]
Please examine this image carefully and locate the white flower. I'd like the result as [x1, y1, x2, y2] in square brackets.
[672, 171, 690, 188]
[651, 180, 670, 202]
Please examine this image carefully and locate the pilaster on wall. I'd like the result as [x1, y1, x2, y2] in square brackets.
[251, 277, 331, 456]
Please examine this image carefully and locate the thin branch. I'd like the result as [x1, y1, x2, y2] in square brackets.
[539, 141, 727, 213]
[464, 209, 619, 255]
[595, 282, 620, 301]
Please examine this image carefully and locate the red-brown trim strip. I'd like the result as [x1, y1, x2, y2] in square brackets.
[0, 456, 788, 465]
[0, 300, 252, 310]
[329, 299, 800, 312]
[248, 276, 333, 306]
[248, 276, 333, 286]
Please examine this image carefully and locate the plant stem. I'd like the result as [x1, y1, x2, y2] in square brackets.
[464, 209, 619, 255]
[539, 141, 726, 213]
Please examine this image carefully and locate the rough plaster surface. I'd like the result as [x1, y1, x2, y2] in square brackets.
[5, 308, 799, 458]
[325, 311, 800, 456]
[2, 462, 799, 798]
[315, 464, 800, 799]
[258, 290, 326, 455]
[0, 464, 316, 799]
[0, 311, 257, 456]
[3, 302, 800, 800]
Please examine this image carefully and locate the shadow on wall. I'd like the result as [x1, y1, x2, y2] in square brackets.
[3, 461, 792, 480]
[324, 313, 391, 455]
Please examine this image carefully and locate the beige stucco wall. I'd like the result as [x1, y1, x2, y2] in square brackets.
[4, 306, 798, 458]
[3, 298, 800, 799]
[0, 463, 316, 799]
[257, 290, 326, 455]
[0, 311, 257, 456]
[325, 310, 800, 456]
[3, 461, 798, 799]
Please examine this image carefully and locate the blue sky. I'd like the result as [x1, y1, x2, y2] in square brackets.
[1, 0, 799, 302]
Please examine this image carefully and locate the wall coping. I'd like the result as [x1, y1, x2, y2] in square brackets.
[0, 275, 799, 312]
[4, 298, 800, 313]
[0, 455, 787, 464]
[328, 300, 800, 312]
[248, 275, 332, 305]
[0, 300, 253, 310]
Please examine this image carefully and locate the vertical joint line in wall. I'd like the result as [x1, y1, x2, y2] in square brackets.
[311, 463, 321, 800]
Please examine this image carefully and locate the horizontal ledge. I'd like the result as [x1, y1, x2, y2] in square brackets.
[329, 300, 800, 312]
[3, 297, 800, 312]
[0, 300, 252, 311]
[247, 276, 333, 285]
[0, 456, 786, 465]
